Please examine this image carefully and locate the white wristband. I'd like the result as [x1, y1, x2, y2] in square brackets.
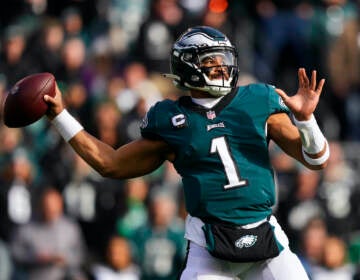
[52, 109, 84, 142]
[302, 141, 330, 165]
[293, 114, 326, 154]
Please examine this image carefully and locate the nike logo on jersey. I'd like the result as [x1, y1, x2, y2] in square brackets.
[207, 122, 225, 131]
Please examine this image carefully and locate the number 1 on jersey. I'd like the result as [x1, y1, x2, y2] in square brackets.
[210, 136, 248, 189]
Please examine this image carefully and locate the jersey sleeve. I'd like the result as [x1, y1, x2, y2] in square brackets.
[140, 100, 177, 141]
[140, 102, 162, 140]
[267, 85, 290, 115]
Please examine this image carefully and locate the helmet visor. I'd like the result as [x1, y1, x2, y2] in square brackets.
[197, 50, 237, 87]
[198, 50, 236, 68]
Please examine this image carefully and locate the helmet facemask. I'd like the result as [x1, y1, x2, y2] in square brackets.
[176, 47, 238, 97]
[196, 49, 237, 96]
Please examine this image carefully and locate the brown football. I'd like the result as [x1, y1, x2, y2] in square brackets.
[3, 72, 56, 128]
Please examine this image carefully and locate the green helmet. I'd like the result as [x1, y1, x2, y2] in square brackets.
[165, 26, 239, 97]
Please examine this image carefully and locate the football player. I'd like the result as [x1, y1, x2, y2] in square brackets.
[44, 26, 329, 279]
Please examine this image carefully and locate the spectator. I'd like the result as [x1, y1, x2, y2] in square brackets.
[55, 36, 87, 88]
[134, 0, 191, 73]
[253, 0, 316, 90]
[115, 61, 153, 115]
[62, 152, 125, 261]
[278, 167, 324, 249]
[92, 100, 122, 148]
[0, 24, 40, 89]
[116, 62, 163, 143]
[0, 147, 38, 242]
[0, 126, 23, 177]
[86, 36, 116, 99]
[116, 178, 149, 239]
[131, 188, 185, 280]
[298, 217, 328, 278]
[330, 0, 360, 140]
[91, 235, 140, 280]
[106, 76, 126, 102]
[31, 17, 65, 74]
[62, 153, 99, 256]
[318, 141, 358, 238]
[63, 80, 93, 128]
[106, 0, 150, 57]
[311, 0, 359, 140]
[312, 235, 355, 280]
[10, 187, 87, 280]
[61, 7, 89, 44]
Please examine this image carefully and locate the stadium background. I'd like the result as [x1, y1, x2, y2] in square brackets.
[0, 0, 360, 279]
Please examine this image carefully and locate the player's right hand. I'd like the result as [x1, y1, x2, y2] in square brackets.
[44, 82, 65, 120]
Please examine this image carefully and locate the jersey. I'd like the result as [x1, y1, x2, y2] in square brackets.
[131, 222, 186, 280]
[140, 84, 290, 225]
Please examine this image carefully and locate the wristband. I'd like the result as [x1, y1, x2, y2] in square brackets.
[293, 114, 326, 154]
[302, 141, 330, 165]
[52, 109, 83, 142]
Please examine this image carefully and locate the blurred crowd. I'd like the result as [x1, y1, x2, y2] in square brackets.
[0, 0, 360, 279]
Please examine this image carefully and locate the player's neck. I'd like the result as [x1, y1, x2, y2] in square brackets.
[190, 90, 213, 98]
[191, 96, 224, 109]
[190, 90, 224, 108]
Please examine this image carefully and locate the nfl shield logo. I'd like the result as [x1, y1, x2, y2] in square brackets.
[206, 110, 216, 120]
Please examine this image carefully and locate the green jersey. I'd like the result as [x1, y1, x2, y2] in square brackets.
[131, 222, 186, 280]
[141, 84, 290, 225]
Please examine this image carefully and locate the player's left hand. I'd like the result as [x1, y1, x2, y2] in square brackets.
[275, 68, 325, 121]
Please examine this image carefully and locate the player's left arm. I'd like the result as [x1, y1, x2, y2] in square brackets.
[268, 68, 329, 170]
[267, 113, 328, 170]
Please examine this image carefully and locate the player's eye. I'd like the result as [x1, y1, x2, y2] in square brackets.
[201, 65, 231, 75]
[201, 56, 222, 66]
[202, 57, 215, 63]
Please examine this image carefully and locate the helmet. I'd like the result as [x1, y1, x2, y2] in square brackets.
[165, 26, 239, 97]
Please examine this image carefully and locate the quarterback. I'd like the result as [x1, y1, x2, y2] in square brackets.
[44, 26, 329, 279]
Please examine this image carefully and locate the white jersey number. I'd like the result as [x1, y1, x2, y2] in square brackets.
[210, 136, 248, 189]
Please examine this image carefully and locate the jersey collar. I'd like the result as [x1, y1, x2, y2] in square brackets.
[179, 88, 237, 118]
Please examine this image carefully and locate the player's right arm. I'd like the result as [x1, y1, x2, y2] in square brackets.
[44, 84, 173, 179]
[70, 133, 171, 178]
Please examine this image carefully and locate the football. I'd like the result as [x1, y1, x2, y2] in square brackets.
[3, 72, 56, 128]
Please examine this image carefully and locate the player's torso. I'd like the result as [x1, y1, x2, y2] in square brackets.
[141, 84, 288, 225]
